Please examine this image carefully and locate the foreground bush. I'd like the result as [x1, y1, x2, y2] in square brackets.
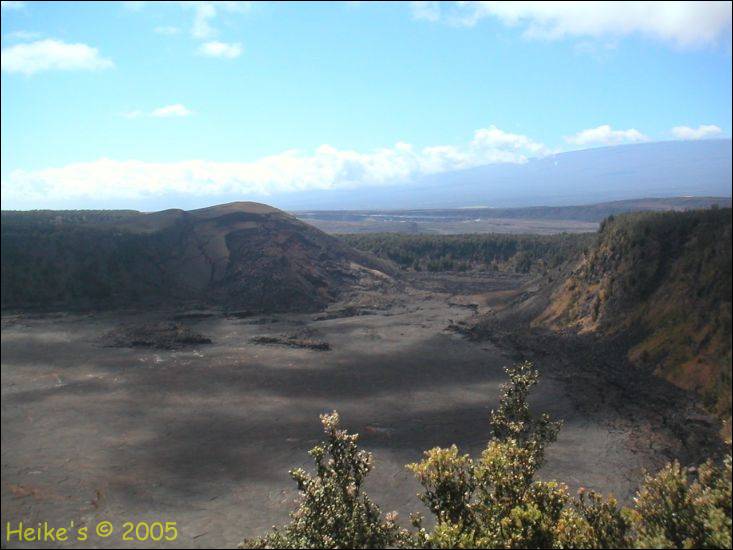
[631, 456, 731, 548]
[245, 411, 409, 549]
[244, 362, 732, 549]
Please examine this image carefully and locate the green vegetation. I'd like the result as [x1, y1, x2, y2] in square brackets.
[1, 222, 142, 307]
[0, 218, 169, 308]
[1, 209, 141, 226]
[538, 207, 732, 427]
[2, 204, 392, 312]
[245, 362, 732, 549]
[340, 233, 594, 273]
[246, 410, 408, 549]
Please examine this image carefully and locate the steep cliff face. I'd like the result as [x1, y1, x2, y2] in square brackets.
[1, 202, 395, 312]
[536, 208, 732, 419]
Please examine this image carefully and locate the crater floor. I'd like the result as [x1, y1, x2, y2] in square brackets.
[1, 272, 689, 548]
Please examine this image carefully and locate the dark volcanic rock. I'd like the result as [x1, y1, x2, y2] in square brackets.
[103, 322, 212, 350]
[251, 335, 331, 351]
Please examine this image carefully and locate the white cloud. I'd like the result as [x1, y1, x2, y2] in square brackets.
[1, 39, 113, 75]
[190, 2, 217, 38]
[123, 2, 250, 40]
[1, 125, 551, 202]
[150, 104, 192, 117]
[411, 1, 733, 48]
[472, 125, 549, 154]
[671, 124, 723, 140]
[565, 125, 649, 146]
[1, 1, 25, 10]
[184, 1, 251, 39]
[198, 40, 242, 58]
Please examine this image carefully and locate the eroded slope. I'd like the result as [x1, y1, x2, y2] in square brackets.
[536, 208, 732, 422]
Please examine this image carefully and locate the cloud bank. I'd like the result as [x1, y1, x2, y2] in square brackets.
[3, 123, 727, 206]
[2, 125, 552, 203]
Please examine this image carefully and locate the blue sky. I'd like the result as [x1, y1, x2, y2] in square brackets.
[1, 1, 731, 210]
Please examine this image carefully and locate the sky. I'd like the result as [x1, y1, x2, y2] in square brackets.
[1, 1, 731, 210]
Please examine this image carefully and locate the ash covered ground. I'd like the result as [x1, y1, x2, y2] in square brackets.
[1, 271, 718, 548]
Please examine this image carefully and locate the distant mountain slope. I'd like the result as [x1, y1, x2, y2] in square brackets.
[536, 208, 732, 421]
[1, 202, 394, 312]
[274, 140, 732, 210]
[296, 197, 732, 234]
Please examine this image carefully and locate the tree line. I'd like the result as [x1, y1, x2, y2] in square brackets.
[339, 233, 596, 274]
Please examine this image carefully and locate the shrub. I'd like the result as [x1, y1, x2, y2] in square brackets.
[630, 456, 731, 549]
[407, 363, 574, 548]
[243, 411, 407, 549]
[244, 363, 732, 549]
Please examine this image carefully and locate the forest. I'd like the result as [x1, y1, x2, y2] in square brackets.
[340, 232, 595, 273]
